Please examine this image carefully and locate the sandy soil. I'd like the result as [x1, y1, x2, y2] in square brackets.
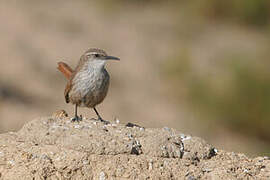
[0, 112, 269, 179]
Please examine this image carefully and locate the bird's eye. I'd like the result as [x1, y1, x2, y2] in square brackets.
[94, 54, 100, 58]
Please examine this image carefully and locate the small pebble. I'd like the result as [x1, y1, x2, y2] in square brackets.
[180, 134, 191, 141]
[8, 160, 15, 166]
[115, 130, 122, 133]
[32, 154, 38, 159]
[149, 161, 153, 170]
[111, 123, 117, 127]
[187, 175, 196, 180]
[163, 127, 171, 131]
[41, 154, 49, 160]
[128, 134, 133, 139]
[202, 168, 212, 173]
[99, 171, 106, 180]
[74, 124, 81, 129]
[52, 110, 68, 118]
[82, 160, 89, 165]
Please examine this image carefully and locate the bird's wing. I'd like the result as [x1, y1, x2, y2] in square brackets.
[62, 56, 85, 104]
[64, 80, 72, 103]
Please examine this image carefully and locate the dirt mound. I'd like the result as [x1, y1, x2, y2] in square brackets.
[0, 111, 269, 179]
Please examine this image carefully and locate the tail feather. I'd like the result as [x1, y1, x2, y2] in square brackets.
[57, 62, 73, 79]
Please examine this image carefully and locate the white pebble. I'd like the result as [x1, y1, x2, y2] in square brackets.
[83, 160, 89, 165]
[149, 161, 153, 170]
[180, 134, 191, 141]
[74, 125, 81, 129]
[99, 171, 106, 180]
[8, 160, 15, 166]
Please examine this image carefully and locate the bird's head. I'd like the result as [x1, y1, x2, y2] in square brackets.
[82, 48, 120, 68]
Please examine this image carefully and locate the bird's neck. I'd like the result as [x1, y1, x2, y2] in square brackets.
[84, 61, 106, 73]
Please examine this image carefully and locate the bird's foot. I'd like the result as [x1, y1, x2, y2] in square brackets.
[98, 117, 110, 125]
[71, 115, 82, 122]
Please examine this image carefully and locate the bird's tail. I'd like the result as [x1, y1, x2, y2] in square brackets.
[57, 62, 73, 79]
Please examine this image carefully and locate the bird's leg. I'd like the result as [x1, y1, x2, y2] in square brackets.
[93, 107, 109, 124]
[72, 104, 82, 122]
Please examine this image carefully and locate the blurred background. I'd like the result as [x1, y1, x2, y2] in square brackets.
[0, 0, 270, 156]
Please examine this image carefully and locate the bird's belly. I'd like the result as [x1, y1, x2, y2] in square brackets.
[82, 80, 109, 107]
[70, 71, 110, 108]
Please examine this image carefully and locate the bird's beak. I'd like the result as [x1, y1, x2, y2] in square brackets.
[105, 55, 120, 61]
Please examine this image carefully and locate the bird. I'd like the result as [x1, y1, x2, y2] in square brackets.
[57, 48, 120, 122]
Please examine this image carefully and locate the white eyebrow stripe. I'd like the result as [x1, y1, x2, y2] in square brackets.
[85, 52, 99, 57]
[86, 52, 98, 55]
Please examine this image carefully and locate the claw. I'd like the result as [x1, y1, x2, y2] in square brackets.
[98, 117, 110, 125]
[71, 115, 82, 122]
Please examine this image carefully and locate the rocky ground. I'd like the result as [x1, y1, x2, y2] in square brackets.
[0, 111, 269, 179]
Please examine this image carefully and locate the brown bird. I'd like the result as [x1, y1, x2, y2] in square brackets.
[57, 48, 120, 122]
